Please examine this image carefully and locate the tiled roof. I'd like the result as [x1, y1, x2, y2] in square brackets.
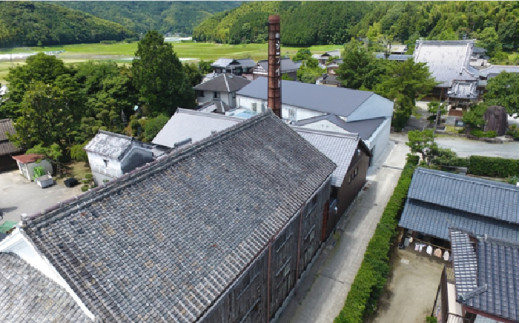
[12, 154, 45, 164]
[448, 80, 478, 99]
[294, 127, 366, 187]
[479, 65, 519, 78]
[22, 112, 335, 322]
[256, 58, 300, 73]
[293, 114, 386, 140]
[152, 108, 242, 148]
[193, 74, 250, 93]
[84, 130, 149, 160]
[0, 252, 91, 322]
[400, 200, 518, 243]
[211, 58, 255, 69]
[0, 119, 23, 156]
[237, 77, 382, 118]
[399, 168, 519, 243]
[375, 53, 413, 61]
[414, 40, 480, 87]
[407, 168, 518, 224]
[450, 230, 519, 322]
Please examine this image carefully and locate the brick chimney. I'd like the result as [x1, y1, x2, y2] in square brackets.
[268, 15, 281, 118]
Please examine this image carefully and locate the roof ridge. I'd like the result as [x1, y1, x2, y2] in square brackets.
[23, 112, 276, 227]
[293, 126, 360, 141]
[97, 129, 133, 141]
[416, 167, 519, 192]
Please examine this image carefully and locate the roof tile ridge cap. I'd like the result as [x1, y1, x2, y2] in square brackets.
[224, 74, 230, 92]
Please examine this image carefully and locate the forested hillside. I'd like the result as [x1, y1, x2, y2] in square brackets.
[193, 1, 518, 52]
[56, 1, 241, 35]
[0, 2, 136, 47]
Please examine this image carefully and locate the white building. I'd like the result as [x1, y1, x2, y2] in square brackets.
[84, 130, 154, 185]
[194, 73, 250, 109]
[236, 78, 393, 164]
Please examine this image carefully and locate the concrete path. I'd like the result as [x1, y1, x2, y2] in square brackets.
[276, 134, 410, 323]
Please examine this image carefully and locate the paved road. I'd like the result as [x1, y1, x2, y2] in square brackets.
[276, 134, 410, 323]
[0, 170, 82, 224]
[435, 136, 519, 159]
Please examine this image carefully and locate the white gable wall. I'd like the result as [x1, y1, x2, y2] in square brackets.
[365, 118, 391, 166]
[198, 90, 236, 108]
[87, 152, 123, 185]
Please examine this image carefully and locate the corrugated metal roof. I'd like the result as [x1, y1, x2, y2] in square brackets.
[22, 112, 335, 323]
[237, 78, 377, 118]
[407, 168, 518, 224]
[450, 230, 519, 322]
[294, 127, 362, 187]
[0, 252, 91, 322]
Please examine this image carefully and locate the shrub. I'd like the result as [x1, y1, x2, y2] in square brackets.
[507, 124, 519, 140]
[81, 184, 89, 192]
[334, 155, 418, 323]
[470, 129, 496, 138]
[70, 143, 88, 162]
[468, 156, 519, 178]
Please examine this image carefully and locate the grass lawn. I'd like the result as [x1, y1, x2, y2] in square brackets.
[0, 41, 342, 83]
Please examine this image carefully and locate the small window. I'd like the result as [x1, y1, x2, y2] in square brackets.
[198, 91, 204, 98]
[214, 92, 220, 99]
[103, 159, 108, 167]
[252, 102, 257, 112]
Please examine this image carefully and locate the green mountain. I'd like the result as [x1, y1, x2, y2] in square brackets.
[56, 1, 241, 36]
[192, 1, 518, 51]
[0, 2, 137, 47]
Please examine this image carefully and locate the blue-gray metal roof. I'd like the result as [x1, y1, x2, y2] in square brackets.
[293, 114, 385, 140]
[237, 77, 375, 118]
[407, 168, 518, 224]
[193, 73, 250, 93]
[479, 65, 519, 78]
[450, 230, 519, 322]
[400, 200, 519, 243]
[22, 112, 335, 323]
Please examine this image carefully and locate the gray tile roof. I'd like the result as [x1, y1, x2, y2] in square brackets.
[450, 230, 519, 322]
[193, 74, 250, 93]
[0, 119, 23, 156]
[256, 58, 300, 73]
[22, 112, 336, 323]
[293, 114, 386, 140]
[152, 108, 242, 148]
[211, 58, 256, 69]
[407, 168, 518, 224]
[479, 65, 519, 78]
[237, 77, 378, 118]
[84, 130, 134, 160]
[399, 168, 519, 243]
[0, 252, 91, 323]
[375, 53, 413, 61]
[400, 200, 518, 243]
[448, 80, 478, 99]
[414, 40, 480, 87]
[293, 127, 365, 187]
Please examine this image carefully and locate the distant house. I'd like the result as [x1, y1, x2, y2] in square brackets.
[194, 73, 250, 109]
[19, 112, 336, 322]
[252, 58, 300, 80]
[433, 229, 518, 323]
[375, 53, 413, 61]
[399, 167, 519, 248]
[315, 74, 341, 87]
[84, 130, 154, 185]
[0, 252, 91, 322]
[12, 154, 53, 181]
[414, 40, 480, 104]
[210, 58, 256, 77]
[0, 119, 23, 172]
[236, 78, 393, 165]
[478, 65, 519, 87]
[312, 49, 341, 66]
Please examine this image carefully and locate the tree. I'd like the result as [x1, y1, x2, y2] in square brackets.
[132, 30, 195, 116]
[337, 39, 375, 90]
[296, 57, 324, 84]
[477, 27, 502, 58]
[375, 59, 438, 130]
[484, 71, 519, 116]
[292, 48, 312, 62]
[142, 114, 169, 142]
[462, 103, 487, 129]
[407, 129, 437, 165]
[26, 143, 64, 175]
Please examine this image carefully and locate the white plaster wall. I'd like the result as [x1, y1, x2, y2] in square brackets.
[366, 118, 391, 165]
[237, 95, 325, 121]
[347, 95, 394, 122]
[87, 152, 123, 185]
[18, 160, 53, 181]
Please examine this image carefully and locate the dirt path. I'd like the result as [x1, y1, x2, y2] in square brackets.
[369, 249, 445, 323]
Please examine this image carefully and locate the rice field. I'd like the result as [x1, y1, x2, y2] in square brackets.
[0, 41, 343, 83]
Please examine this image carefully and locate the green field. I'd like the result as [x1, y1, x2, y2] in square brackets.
[0, 41, 342, 83]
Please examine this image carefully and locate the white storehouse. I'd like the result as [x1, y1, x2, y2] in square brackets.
[84, 130, 154, 185]
[236, 78, 393, 164]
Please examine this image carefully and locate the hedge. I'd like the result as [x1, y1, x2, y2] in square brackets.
[334, 154, 418, 323]
[468, 156, 519, 178]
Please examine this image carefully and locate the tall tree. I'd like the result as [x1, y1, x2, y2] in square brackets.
[484, 71, 519, 116]
[375, 59, 438, 130]
[132, 31, 194, 116]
